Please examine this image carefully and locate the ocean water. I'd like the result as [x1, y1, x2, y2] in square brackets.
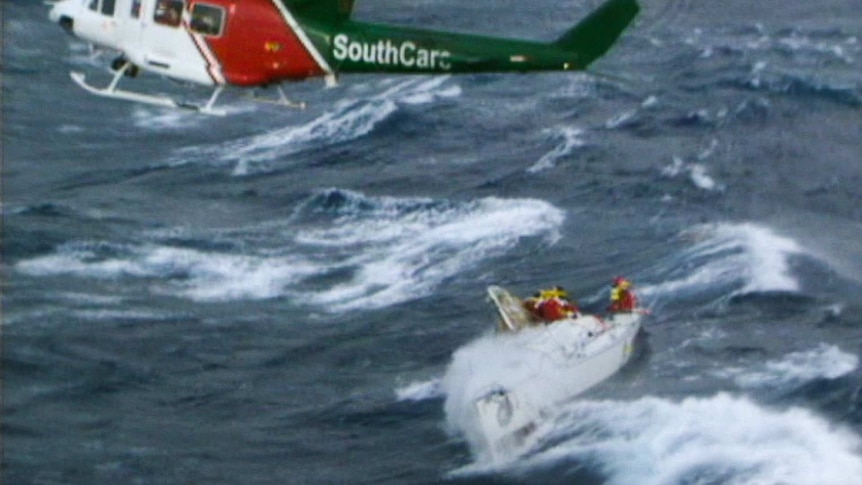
[3, 0, 861, 484]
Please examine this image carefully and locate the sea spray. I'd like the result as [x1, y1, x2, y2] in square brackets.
[512, 393, 862, 485]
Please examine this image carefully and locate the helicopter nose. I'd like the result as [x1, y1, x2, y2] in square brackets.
[48, 1, 75, 34]
[58, 15, 74, 33]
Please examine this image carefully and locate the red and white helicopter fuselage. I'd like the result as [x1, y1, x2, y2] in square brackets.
[48, 0, 641, 114]
[49, 0, 336, 113]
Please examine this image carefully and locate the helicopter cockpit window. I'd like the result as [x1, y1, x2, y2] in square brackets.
[189, 4, 225, 37]
[154, 0, 184, 27]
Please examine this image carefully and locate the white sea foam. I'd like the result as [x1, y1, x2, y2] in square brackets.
[395, 378, 443, 402]
[58, 124, 84, 134]
[16, 243, 320, 302]
[480, 393, 862, 485]
[661, 156, 685, 177]
[442, 331, 546, 463]
[131, 106, 201, 130]
[662, 155, 724, 192]
[58, 292, 125, 306]
[603, 95, 659, 130]
[442, 326, 610, 463]
[25, 203, 777, 310]
[641, 95, 659, 108]
[71, 308, 173, 322]
[685, 24, 860, 65]
[130, 102, 255, 130]
[720, 343, 859, 389]
[178, 76, 461, 174]
[443, 330, 862, 480]
[527, 126, 586, 173]
[510, 394, 862, 485]
[776, 31, 860, 64]
[231, 98, 398, 174]
[295, 194, 565, 311]
[688, 163, 719, 191]
[604, 110, 638, 129]
[697, 138, 720, 160]
[16, 192, 563, 310]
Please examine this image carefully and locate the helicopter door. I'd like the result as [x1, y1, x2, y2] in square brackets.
[139, 0, 186, 68]
[137, 0, 217, 85]
[78, 0, 121, 48]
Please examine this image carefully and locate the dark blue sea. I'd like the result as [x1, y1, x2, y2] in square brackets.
[3, 1, 862, 483]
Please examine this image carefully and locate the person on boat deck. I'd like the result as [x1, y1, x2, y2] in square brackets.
[609, 277, 638, 313]
[527, 286, 580, 322]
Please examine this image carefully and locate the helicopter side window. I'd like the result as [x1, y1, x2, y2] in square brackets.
[131, 0, 142, 18]
[101, 0, 116, 15]
[87, 0, 116, 16]
[154, 0, 184, 27]
[189, 4, 224, 37]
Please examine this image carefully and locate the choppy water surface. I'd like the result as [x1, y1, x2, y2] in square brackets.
[3, 0, 861, 483]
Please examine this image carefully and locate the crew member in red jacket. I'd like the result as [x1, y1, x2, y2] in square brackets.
[609, 276, 638, 313]
[529, 286, 580, 322]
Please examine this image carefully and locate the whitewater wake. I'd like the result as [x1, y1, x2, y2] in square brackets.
[420, 329, 861, 482]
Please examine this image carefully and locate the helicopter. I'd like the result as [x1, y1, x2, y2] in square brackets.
[49, 0, 639, 114]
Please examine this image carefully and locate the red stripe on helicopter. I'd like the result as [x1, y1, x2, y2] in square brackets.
[195, 0, 328, 87]
[184, 18, 226, 85]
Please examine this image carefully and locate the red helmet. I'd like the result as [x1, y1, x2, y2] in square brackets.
[614, 276, 631, 288]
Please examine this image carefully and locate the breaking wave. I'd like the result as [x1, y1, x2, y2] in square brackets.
[440, 329, 568, 463]
[441, 332, 861, 481]
[291, 190, 564, 311]
[14, 241, 318, 302]
[716, 343, 859, 390]
[15, 190, 563, 311]
[474, 393, 862, 485]
[684, 24, 861, 106]
[641, 222, 812, 304]
[173, 77, 461, 175]
[526, 126, 586, 173]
